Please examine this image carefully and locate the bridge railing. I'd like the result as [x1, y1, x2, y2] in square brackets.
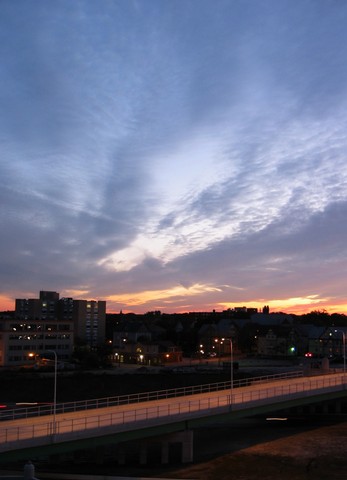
[0, 372, 345, 452]
[0, 370, 304, 421]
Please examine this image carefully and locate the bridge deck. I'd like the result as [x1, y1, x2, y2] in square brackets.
[1, 372, 346, 459]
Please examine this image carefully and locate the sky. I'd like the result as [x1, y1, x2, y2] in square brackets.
[1, 0, 347, 315]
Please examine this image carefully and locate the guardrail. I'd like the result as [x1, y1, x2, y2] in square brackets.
[0, 372, 345, 453]
[0, 370, 303, 421]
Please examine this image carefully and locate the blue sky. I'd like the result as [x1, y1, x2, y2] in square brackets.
[2, 0, 347, 314]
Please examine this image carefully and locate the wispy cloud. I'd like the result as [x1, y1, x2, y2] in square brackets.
[1, 0, 347, 314]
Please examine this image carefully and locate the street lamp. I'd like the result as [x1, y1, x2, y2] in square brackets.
[222, 338, 233, 408]
[43, 350, 57, 436]
[229, 339, 233, 407]
[214, 338, 221, 366]
[28, 350, 57, 436]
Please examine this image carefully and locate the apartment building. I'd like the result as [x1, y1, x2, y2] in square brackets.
[0, 291, 106, 367]
[73, 299, 106, 347]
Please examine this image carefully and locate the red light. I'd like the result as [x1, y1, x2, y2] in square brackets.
[305, 352, 313, 357]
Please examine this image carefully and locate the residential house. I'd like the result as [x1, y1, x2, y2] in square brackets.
[112, 319, 182, 365]
[256, 325, 304, 357]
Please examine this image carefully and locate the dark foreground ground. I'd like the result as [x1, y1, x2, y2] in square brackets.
[2, 367, 347, 479]
[10, 416, 346, 480]
[168, 417, 347, 480]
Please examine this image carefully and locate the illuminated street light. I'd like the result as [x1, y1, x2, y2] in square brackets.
[228, 339, 234, 407]
[29, 350, 57, 436]
[221, 337, 233, 408]
[46, 350, 58, 436]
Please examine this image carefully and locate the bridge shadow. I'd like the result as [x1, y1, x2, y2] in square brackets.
[191, 413, 347, 463]
[16, 413, 346, 479]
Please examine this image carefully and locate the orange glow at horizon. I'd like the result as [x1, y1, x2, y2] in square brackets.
[110, 301, 347, 316]
[1, 290, 347, 316]
[106, 283, 221, 306]
[219, 296, 347, 315]
[0, 295, 15, 311]
[105, 288, 347, 315]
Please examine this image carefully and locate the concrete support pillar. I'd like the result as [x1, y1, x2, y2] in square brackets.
[181, 430, 194, 463]
[23, 461, 35, 480]
[140, 442, 147, 465]
[161, 441, 169, 464]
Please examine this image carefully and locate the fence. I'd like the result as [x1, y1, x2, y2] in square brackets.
[0, 370, 303, 421]
[1, 371, 345, 453]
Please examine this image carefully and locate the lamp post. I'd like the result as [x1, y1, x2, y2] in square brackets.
[228, 339, 233, 407]
[222, 338, 233, 407]
[28, 350, 57, 435]
[343, 333, 346, 378]
[214, 338, 221, 366]
[344, 335, 346, 378]
[45, 350, 57, 436]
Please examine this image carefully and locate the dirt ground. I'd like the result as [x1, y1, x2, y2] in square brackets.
[166, 420, 347, 480]
[45, 417, 346, 480]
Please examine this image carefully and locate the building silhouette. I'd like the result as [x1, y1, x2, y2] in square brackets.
[0, 291, 106, 367]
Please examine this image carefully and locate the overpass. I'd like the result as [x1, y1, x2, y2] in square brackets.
[1, 371, 346, 464]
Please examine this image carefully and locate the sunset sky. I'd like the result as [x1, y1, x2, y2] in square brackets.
[2, 0, 347, 315]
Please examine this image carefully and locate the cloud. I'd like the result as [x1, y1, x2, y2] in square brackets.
[1, 1, 347, 314]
